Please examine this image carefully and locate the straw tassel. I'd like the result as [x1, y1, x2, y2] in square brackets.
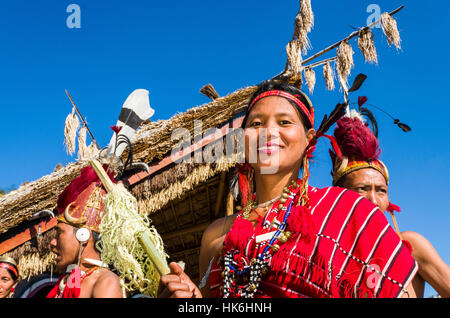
[381, 13, 401, 49]
[304, 68, 316, 95]
[286, 40, 303, 75]
[200, 84, 220, 100]
[358, 28, 378, 64]
[294, 0, 314, 54]
[323, 61, 335, 91]
[336, 41, 354, 85]
[64, 107, 80, 155]
[77, 126, 88, 160]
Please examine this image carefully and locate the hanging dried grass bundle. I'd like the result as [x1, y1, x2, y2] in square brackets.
[336, 41, 354, 85]
[64, 108, 80, 155]
[294, 0, 314, 54]
[286, 40, 303, 75]
[85, 143, 99, 160]
[304, 68, 316, 95]
[358, 28, 378, 64]
[381, 13, 401, 49]
[323, 61, 335, 91]
[200, 84, 220, 100]
[77, 126, 88, 160]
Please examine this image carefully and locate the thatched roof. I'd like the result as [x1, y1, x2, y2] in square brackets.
[0, 84, 256, 280]
[0, 85, 256, 234]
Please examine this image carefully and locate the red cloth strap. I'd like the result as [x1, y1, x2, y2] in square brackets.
[248, 90, 314, 127]
[46, 267, 82, 298]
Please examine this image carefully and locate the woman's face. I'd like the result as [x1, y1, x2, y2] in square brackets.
[244, 96, 315, 175]
[341, 168, 390, 213]
[0, 268, 17, 298]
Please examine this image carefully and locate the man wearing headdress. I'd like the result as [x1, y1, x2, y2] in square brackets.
[330, 111, 450, 297]
[47, 166, 123, 298]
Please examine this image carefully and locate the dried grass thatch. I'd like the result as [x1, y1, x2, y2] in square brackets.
[358, 28, 378, 64]
[336, 40, 354, 85]
[304, 67, 316, 95]
[63, 108, 79, 155]
[2, 228, 58, 279]
[0, 85, 258, 235]
[77, 126, 88, 160]
[381, 13, 401, 49]
[323, 61, 335, 91]
[132, 154, 240, 215]
[293, 0, 314, 54]
[200, 84, 220, 100]
[286, 40, 303, 75]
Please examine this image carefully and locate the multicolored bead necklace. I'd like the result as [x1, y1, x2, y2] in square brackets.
[222, 179, 301, 298]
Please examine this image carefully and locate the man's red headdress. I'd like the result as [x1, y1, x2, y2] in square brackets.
[56, 165, 116, 232]
[330, 112, 389, 186]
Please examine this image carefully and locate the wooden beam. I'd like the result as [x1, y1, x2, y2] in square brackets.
[1, 114, 245, 255]
[125, 114, 244, 186]
[214, 172, 227, 218]
[0, 218, 57, 255]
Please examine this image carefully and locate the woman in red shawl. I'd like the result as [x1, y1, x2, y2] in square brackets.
[330, 111, 450, 298]
[158, 81, 417, 298]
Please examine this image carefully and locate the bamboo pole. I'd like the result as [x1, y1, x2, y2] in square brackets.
[277, 5, 404, 81]
[390, 212, 403, 240]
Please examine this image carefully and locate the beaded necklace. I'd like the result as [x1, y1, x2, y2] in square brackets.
[222, 179, 301, 298]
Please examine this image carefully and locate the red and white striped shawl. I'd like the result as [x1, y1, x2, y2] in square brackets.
[210, 186, 418, 298]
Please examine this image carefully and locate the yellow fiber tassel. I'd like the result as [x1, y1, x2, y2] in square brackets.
[90, 159, 169, 297]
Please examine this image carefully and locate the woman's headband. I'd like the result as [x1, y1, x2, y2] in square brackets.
[0, 257, 19, 279]
[247, 90, 314, 128]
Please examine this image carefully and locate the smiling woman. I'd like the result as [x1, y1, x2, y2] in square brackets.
[158, 80, 419, 298]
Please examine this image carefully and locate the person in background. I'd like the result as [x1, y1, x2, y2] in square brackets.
[330, 111, 450, 297]
[47, 166, 123, 298]
[0, 256, 20, 298]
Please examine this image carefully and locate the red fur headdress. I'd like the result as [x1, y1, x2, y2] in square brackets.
[330, 112, 389, 186]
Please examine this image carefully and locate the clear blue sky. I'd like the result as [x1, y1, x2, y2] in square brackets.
[0, 1, 448, 297]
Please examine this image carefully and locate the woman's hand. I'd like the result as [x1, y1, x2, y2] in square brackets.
[158, 262, 203, 298]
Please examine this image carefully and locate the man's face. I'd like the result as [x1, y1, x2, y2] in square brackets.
[50, 222, 80, 271]
[341, 168, 390, 213]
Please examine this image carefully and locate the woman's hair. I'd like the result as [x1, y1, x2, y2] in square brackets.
[0, 258, 19, 281]
[242, 80, 314, 131]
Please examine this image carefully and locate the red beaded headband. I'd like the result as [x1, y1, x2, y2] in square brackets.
[248, 90, 314, 127]
[0, 262, 18, 278]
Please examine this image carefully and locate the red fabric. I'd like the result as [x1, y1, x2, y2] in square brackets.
[387, 202, 401, 213]
[57, 165, 115, 214]
[248, 90, 314, 127]
[46, 267, 82, 299]
[210, 186, 417, 298]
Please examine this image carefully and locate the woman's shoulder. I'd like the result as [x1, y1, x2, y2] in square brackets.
[202, 214, 238, 243]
